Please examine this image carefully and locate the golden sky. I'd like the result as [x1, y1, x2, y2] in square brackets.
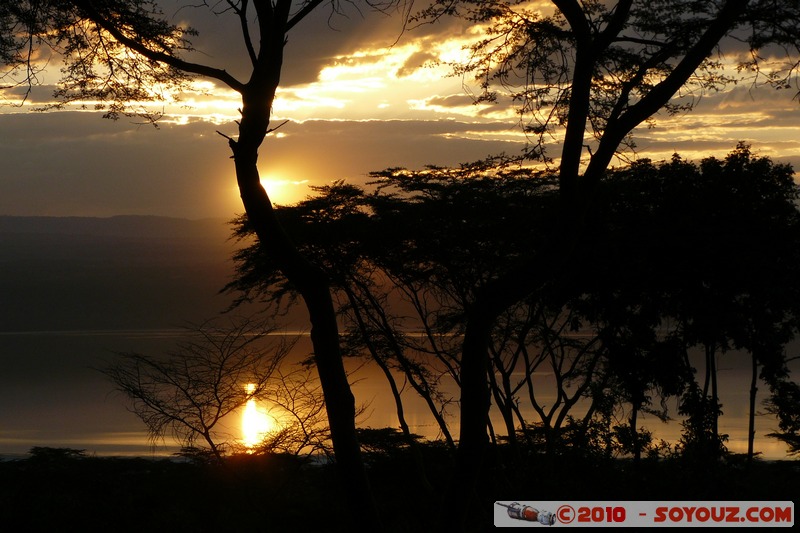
[1, 3, 800, 215]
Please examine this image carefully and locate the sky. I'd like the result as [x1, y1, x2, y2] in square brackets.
[2, 1, 800, 219]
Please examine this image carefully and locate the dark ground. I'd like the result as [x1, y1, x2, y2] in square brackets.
[1, 446, 797, 532]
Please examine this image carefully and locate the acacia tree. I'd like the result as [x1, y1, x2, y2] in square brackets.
[1, 1, 397, 526]
[410, 0, 800, 507]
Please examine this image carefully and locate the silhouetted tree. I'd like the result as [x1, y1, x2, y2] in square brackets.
[27, 447, 87, 462]
[409, 2, 800, 514]
[253, 364, 341, 458]
[7, 2, 800, 528]
[656, 145, 800, 455]
[677, 384, 728, 461]
[227, 165, 560, 443]
[102, 317, 292, 463]
[595, 327, 685, 462]
[1, 2, 405, 525]
[765, 378, 800, 456]
[229, 147, 800, 469]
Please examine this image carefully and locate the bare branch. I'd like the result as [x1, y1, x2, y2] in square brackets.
[228, 0, 258, 67]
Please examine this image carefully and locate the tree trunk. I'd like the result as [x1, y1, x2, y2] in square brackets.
[584, 0, 749, 186]
[441, 308, 494, 530]
[232, 84, 378, 529]
[747, 352, 758, 461]
[710, 345, 720, 445]
[347, 275, 457, 448]
[558, 45, 595, 201]
[702, 342, 713, 398]
[489, 351, 519, 456]
[343, 284, 434, 493]
[203, 429, 224, 464]
[702, 341, 721, 456]
[630, 404, 640, 463]
[374, 350, 435, 494]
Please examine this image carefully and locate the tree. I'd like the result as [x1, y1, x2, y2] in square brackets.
[582, 146, 800, 460]
[765, 377, 800, 456]
[224, 145, 800, 532]
[229, 144, 800, 442]
[2, 1, 398, 525]
[102, 317, 292, 463]
[255, 363, 340, 458]
[410, 0, 800, 510]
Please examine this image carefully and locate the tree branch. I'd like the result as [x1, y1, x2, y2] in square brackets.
[287, 0, 327, 32]
[597, 0, 633, 50]
[229, 0, 258, 67]
[585, 0, 749, 181]
[71, 0, 246, 92]
[552, 0, 590, 43]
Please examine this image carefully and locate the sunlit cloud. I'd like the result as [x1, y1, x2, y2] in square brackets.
[266, 31, 497, 122]
[439, 128, 529, 144]
[3, 7, 800, 222]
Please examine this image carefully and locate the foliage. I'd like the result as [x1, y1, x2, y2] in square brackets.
[27, 446, 88, 462]
[357, 427, 426, 455]
[765, 378, 800, 455]
[676, 384, 729, 460]
[1, 1, 196, 119]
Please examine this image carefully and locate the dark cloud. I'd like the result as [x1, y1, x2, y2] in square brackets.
[396, 50, 439, 77]
[1, 84, 59, 105]
[423, 93, 477, 107]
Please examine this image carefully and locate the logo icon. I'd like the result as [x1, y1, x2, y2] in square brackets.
[496, 502, 556, 525]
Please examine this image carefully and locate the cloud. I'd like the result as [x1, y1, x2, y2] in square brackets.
[0, 84, 59, 106]
[0, 112, 233, 218]
[238, 118, 529, 185]
[2, 4, 799, 221]
[396, 50, 439, 78]
[420, 94, 477, 108]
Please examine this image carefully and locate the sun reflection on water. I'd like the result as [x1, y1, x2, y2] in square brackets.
[242, 383, 273, 449]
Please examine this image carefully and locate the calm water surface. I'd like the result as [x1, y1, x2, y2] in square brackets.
[0, 330, 795, 459]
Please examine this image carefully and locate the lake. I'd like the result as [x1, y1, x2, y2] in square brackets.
[0, 329, 795, 459]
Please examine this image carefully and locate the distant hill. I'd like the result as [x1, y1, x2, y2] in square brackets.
[0, 216, 248, 332]
[0, 215, 231, 239]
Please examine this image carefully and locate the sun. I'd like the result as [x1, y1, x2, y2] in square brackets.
[230, 174, 309, 210]
[259, 175, 309, 206]
[241, 383, 274, 449]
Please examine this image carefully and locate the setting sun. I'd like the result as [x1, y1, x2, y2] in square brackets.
[259, 176, 309, 206]
[242, 383, 274, 448]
